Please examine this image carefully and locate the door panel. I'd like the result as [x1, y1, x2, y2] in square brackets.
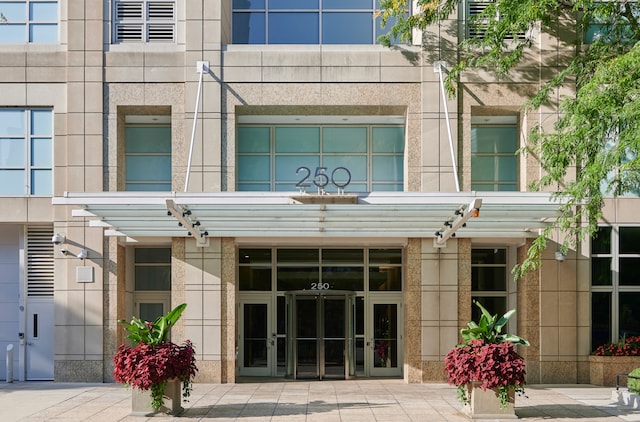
[239, 298, 274, 376]
[26, 300, 54, 380]
[369, 299, 402, 377]
[295, 297, 317, 378]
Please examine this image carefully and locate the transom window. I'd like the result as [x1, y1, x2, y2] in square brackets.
[237, 124, 404, 192]
[0, 0, 58, 43]
[112, 0, 175, 43]
[471, 116, 518, 191]
[0, 109, 52, 195]
[591, 226, 640, 350]
[238, 248, 402, 292]
[232, 0, 401, 44]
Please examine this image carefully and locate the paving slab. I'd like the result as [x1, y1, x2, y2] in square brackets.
[1, 380, 640, 421]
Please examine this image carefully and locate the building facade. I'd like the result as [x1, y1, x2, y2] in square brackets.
[0, 1, 637, 385]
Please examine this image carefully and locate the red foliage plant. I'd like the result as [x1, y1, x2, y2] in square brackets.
[444, 339, 526, 391]
[113, 340, 197, 391]
[592, 336, 640, 356]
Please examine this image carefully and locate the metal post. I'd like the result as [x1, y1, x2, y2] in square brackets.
[6, 344, 14, 383]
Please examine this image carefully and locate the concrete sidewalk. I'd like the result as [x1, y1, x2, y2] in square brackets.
[1, 379, 639, 421]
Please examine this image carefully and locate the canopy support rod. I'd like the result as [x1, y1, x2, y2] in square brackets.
[434, 61, 460, 192]
[185, 61, 208, 192]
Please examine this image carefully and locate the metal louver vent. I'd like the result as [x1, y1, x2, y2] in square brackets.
[27, 227, 54, 297]
[117, 24, 144, 41]
[148, 24, 174, 41]
[467, 0, 525, 40]
[116, 2, 143, 19]
[148, 2, 174, 20]
[114, 1, 175, 43]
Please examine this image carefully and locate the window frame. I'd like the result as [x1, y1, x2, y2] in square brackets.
[0, 108, 53, 196]
[591, 225, 640, 350]
[471, 247, 508, 317]
[124, 116, 172, 192]
[470, 116, 519, 192]
[0, 0, 59, 44]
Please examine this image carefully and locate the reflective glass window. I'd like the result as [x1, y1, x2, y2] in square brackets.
[0, 109, 52, 195]
[231, 1, 405, 44]
[471, 124, 518, 191]
[125, 123, 171, 191]
[591, 225, 640, 349]
[0, 1, 58, 43]
[135, 248, 171, 291]
[237, 123, 404, 193]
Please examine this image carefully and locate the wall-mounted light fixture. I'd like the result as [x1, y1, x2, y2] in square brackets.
[434, 198, 483, 247]
[555, 251, 565, 262]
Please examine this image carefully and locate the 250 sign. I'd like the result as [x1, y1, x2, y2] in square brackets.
[296, 166, 352, 189]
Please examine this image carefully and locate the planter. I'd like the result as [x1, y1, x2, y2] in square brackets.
[461, 381, 517, 420]
[589, 355, 640, 387]
[131, 378, 183, 416]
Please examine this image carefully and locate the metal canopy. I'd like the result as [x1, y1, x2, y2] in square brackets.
[53, 191, 561, 244]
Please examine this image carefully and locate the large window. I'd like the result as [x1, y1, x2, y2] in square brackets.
[0, 0, 58, 43]
[584, 2, 640, 44]
[231, 0, 401, 44]
[471, 248, 508, 322]
[125, 116, 171, 191]
[471, 116, 518, 191]
[237, 124, 404, 192]
[0, 109, 52, 195]
[112, 0, 175, 43]
[591, 226, 640, 350]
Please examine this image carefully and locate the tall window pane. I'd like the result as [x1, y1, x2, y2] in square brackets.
[471, 248, 508, 320]
[125, 123, 171, 191]
[0, 109, 52, 195]
[591, 225, 640, 348]
[471, 122, 518, 191]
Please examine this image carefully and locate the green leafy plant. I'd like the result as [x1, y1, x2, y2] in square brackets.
[628, 368, 640, 394]
[114, 303, 197, 411]
[118, 302, 186, 346]
[461, 301, 530, 346]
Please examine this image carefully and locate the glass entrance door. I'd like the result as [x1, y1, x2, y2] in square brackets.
[238, 297, 274, 376]
[286, 291, 355, 380]
[369, 299, 402, 377]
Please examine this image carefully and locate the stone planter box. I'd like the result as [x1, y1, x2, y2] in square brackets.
[589, 356, 640, 387]
[461, 382, 517, 420]
[131, 378, 183, 416]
